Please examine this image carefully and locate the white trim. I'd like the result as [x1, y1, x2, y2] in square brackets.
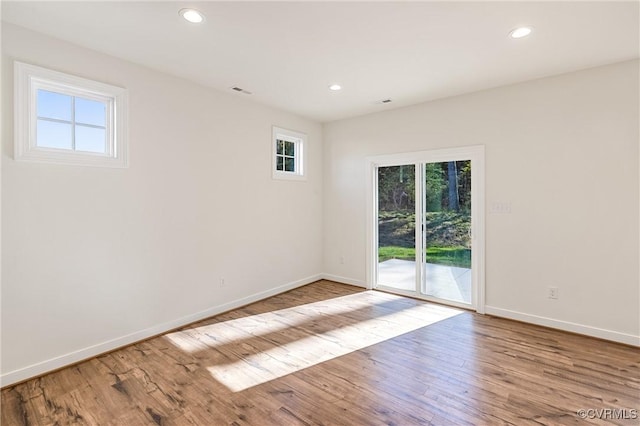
[0, 274, 321, 387]
[415, 164, 423, 295]
[366, 145, 485, 168]
[376, 284, 476, 311]
[365, 145, 486, 313]
[320, 273, 367, 288]
[365, 161, 377, 290]
[485, 306, 639, 346]
[3, 273, 636, 386]
[14, 61, 128, 168]
[272, 126, 307, 181]
[324, 276, 638, 346]
[471, 148, 486, 313]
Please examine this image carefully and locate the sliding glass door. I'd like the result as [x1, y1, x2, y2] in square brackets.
[421, 161, 472, 305]
[372, 147, 483, 311]
[377, 165, 416, 291]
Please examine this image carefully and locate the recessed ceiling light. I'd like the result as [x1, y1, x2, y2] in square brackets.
[329, 84, 342, 91]
[509, 27, 532, 39]
[179, 8, 205, 24]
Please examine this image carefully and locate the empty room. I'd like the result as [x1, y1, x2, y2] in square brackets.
[1, 1, 639, 425]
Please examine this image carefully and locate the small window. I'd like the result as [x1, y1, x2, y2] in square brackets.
[14, 62, 128, 167]
[272, 126, 306, 180]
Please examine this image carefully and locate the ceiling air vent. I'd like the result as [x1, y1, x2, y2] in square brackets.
[231, 86, 252, 95]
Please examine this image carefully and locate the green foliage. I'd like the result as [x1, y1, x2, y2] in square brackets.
[378, 210, 415, 248]
[378, 210, 471, 268]
[424, 211, 471, 247]
[425, 246, 471, 268]
[425, 163, 444, 211]
[378, 211, 471, 248]
[457, 161, 472, 214]
[378, 165, 415, 211]
[378, 161, 470, 213]
[378, 246, 471, 268]
[378, 246, 415, 262]
[376, 161, 472, 269]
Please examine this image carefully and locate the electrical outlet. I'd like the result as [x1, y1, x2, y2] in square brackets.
[548, 287, 558, 299]
[339, 256, 345, 265]
[220, 277, 225, 287]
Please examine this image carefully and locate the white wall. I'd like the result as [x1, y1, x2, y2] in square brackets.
[1, 24, 323, 384]
[323, 60, 639, 344]
[2, 23, 638, 387]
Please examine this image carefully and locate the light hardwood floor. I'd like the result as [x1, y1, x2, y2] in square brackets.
[2, 280, 638, 425]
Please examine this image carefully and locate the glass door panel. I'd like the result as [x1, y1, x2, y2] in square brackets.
[377, 165, 416, 292]
[421, 161, 472, 304]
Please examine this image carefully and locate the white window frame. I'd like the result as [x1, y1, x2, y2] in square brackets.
[272, 126, 306, 181]
[14, 61, 128, 168]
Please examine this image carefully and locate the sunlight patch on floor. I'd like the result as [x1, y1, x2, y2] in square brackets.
[164, 291, 425, 353]
[206, 299, 462, 392]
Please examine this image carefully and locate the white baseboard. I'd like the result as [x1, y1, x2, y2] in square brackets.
[320, 273, 368, 288]
[320, 276, 638, 347]
[485, 305, 640, 347]
[5, 276, 636, 387]
[0, 274, 322, 387]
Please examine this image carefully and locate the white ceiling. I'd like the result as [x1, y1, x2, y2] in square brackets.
[3, 1, 639, 123]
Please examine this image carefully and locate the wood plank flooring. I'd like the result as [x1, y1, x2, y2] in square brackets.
[2, 280, 639, 425]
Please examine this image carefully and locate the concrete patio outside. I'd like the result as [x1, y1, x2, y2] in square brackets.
[378, 259, 471, 304]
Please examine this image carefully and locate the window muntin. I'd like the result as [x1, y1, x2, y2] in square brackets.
[15, 61, 128, 167]
[276, 139, 296, 172]
[272, 127, 306, 180]
[36, 89, 108, 154]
